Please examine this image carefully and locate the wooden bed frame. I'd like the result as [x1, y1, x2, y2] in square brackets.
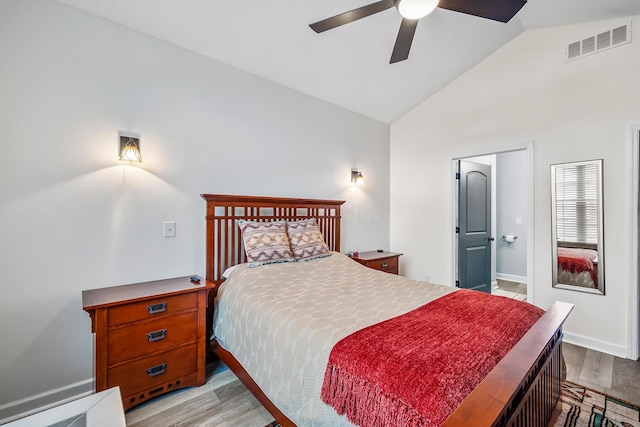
[202, 193, 573, 427]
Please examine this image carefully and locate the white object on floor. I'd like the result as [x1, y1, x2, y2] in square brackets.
[4, 387, 125, 427]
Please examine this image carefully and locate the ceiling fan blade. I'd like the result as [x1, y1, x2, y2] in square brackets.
[309, 0, 395, 33]
[390, 18, 419, 64]
[438, 0, 527, 23]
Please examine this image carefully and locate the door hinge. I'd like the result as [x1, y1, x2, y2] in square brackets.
[455, 280, 460, 288]
[455, 172, 460, 180]
[455, 227, 460, 234]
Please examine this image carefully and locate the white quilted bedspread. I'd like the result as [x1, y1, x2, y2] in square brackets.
[214, 252, 455, 426]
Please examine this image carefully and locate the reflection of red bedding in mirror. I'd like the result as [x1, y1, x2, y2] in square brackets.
[557, 247, 598, 284]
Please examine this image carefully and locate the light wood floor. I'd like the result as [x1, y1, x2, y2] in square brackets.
[494, 279, 527, 301]
[563, 341, 640, 404]
[125, 343, 640, 427]
[125, 362, 274, 427]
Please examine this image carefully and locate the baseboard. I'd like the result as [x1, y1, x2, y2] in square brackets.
[0, 378, 94, 424]
[496, 273, 527, 284]
[563, 332, 629, 359]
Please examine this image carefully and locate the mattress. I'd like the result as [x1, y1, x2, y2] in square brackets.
[213, 252, 455, 426]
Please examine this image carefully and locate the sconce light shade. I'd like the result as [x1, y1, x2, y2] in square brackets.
[351, 169, 365, 185]
[119, 136, 142, 162]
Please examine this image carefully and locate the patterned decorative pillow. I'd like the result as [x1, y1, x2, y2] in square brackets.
[237, 220, 296, 267]
[287, 218, 331, 262]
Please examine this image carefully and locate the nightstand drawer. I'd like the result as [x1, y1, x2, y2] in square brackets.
[107, 311, 198, 365]
[107, 344, 196, 398]
[351, 251, 402, 275]
[366, 257, 398, 273]
[108, 293, 198, 327]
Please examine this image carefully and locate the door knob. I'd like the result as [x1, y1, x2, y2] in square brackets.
[488, 237, 495, 241]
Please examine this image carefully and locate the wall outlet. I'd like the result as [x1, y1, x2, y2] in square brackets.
[163, 221, 176, 238]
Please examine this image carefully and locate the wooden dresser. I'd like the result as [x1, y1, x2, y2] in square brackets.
[82, 276, 214, 410]
[351, 251, 403, 275]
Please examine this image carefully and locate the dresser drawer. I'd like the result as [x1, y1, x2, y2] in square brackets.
[108, 293, 198, 327]
[107, 344, 196, 397]
[107, 311, 198, 365]
[366, 257, 398, 273]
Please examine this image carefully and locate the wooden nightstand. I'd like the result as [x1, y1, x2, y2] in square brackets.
[82, 276, 214, 410]
[351, 251, 403, 275]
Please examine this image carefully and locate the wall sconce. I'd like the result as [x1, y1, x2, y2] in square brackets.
[351, 169, 365, 186]
[119, 136, 142, 163]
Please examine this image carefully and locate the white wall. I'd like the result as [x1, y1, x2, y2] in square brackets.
[0, 0, 390, 419]
[496, 150, 528, 280]
[391, 17, 640, 358]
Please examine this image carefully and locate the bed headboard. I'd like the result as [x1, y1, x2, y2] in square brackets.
[202, 194, 345, 285]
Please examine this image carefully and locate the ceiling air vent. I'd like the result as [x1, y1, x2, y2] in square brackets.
[566, 21, 632, 61]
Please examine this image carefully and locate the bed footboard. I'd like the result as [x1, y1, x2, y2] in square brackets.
[443, 301, 573, 427]
[506, 337, 563, 426]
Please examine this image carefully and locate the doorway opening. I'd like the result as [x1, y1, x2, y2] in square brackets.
[453, 147, 533, 302]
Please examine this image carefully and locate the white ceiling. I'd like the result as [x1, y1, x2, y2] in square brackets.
[58, 0, 640, 123]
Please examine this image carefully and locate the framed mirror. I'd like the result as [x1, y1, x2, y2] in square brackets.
[551, 159, 604, 294]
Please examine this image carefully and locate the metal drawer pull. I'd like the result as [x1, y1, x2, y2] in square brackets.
[146, 363, 166, 377]
[381, 262, 388, 267]
[147, 303, 167, 314]
[147, 329, 167, 342]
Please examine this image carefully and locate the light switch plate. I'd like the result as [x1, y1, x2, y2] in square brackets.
[163, 221, 176, 238]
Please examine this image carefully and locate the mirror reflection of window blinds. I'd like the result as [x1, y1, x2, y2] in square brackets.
[555, 163, 598, 244]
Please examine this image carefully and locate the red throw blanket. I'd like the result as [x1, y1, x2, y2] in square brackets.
[321, 289, 544, 427]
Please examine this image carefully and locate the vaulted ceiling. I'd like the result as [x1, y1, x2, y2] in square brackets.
[58, 0, 640, 123]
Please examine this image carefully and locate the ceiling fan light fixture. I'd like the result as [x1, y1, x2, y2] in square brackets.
[396, 0, 439, 20]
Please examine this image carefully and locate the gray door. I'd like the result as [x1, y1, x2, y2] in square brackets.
[458, 160, 493, 293]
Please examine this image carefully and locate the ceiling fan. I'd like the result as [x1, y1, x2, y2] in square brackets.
[309, 0, 527, 64]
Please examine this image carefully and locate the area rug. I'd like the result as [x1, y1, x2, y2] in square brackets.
[264, 382, 640, 427]
[551, 381, 640, 427]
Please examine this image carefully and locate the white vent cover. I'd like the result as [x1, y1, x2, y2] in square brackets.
[566, 21, 632, 61]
